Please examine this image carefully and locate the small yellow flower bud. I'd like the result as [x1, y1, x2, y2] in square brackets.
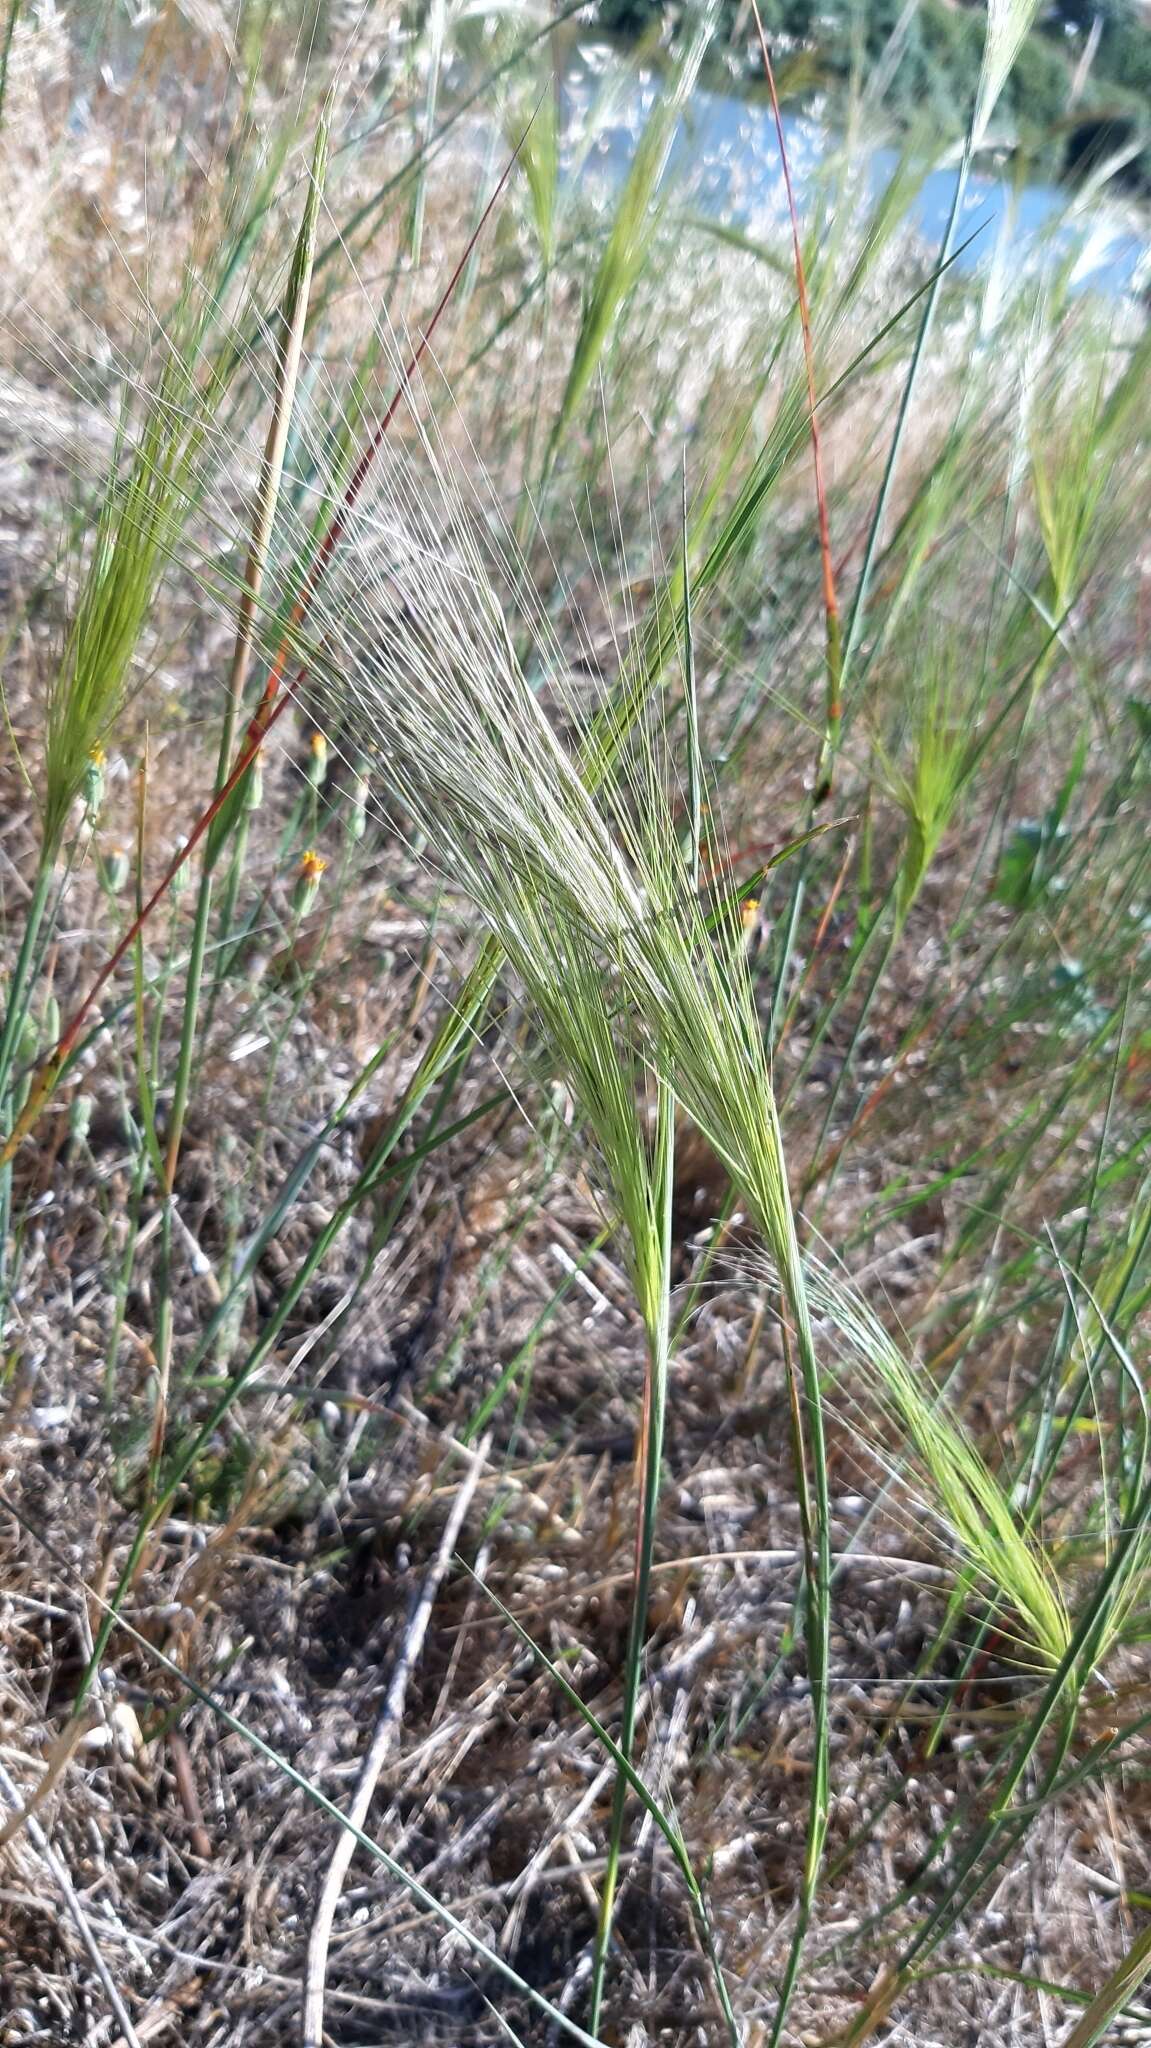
[307, 730, 329, 788]
[103, 846, 130, 893]
[83, 746, 107, 824]
[292, 847, 327, 916]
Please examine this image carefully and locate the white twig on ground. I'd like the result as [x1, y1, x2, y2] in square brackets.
[301, 1434, 490, 2048]
[0, 1754, 144, 2048]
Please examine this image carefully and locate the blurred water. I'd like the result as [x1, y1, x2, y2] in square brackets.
[566, 52, 1150, 297]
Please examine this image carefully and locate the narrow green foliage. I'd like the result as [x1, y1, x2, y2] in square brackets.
[681, 463, 702, 892]
[408, 0, 448, 264]
[44, 308, 215, 858]
[543, 1, 719, 477]
[588, 1072, 676, 2034]
[221, 109, 330, 776]
[1060, 1922, 1151, 2048]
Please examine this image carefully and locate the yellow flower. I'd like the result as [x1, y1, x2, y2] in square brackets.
[292, 847, 327, 915]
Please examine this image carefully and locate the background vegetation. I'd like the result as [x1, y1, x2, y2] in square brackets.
[598, 0, 1151, 191]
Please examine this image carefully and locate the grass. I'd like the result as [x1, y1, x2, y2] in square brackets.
[0, 3, 1148, 2045]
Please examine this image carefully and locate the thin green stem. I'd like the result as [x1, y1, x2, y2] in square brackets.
[588, 1081, 676, 2035]
[0, 858, 55, 1309]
